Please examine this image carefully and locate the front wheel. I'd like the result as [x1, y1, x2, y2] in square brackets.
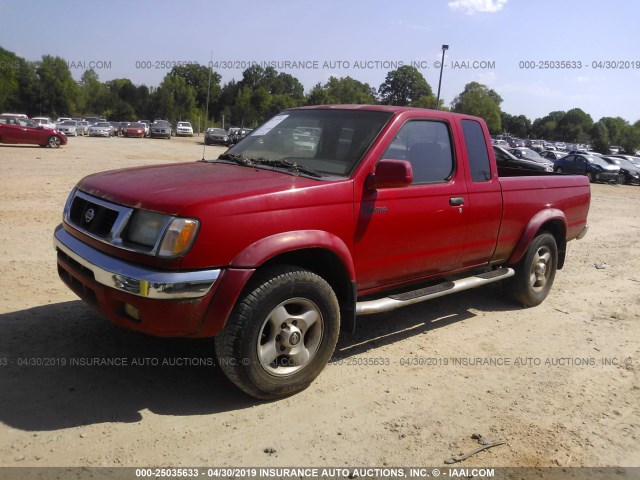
[586, 171, 594, 183]
[556, 167, 564, 174]
[215, 265, 340, 399]
[506, 232, 558, 307]
[48, 135, 61, 148]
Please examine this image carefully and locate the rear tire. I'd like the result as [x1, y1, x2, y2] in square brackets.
[506, 232, 558, 307]
[215, 265, 340, 399]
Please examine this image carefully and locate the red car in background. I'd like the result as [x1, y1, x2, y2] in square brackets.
[123, 122, 146, 138]
[0, 115, 67, 148]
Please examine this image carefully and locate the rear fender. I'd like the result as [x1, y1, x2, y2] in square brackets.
[507, 209, 567, 266]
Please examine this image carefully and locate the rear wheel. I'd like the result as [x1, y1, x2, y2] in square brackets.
[506, 232, 558, 307]
[556, 167, 564, 174]
[215, 265, 340, 399]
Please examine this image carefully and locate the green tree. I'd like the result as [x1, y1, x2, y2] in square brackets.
[451, 82, 503, 133]
[505, 114, 531, 138]
[619, 122, 640, 154]
[0, 47, 20, 112]
[555, 108, 593, 142]
[306, 76, 376, 105]
[589, 121, 610, 154]
[169, 63, 221, 112]
[598, 116, 629, 145]
[378, 65, 434, 106]
[36, 55, 81, 117]
[531, 111, 565, 140]
[79, 69, 110, 116]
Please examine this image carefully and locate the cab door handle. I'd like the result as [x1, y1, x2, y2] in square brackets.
[449, 197, 464, 206]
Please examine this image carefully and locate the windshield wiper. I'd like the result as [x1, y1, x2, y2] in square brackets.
[216, 152, 253, 166]
[215, 153, 322, 178]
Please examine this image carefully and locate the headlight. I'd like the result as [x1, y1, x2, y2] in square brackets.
[127, 211, 199, 257]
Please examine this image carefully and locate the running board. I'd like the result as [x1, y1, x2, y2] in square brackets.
[355, 268, 515, 315]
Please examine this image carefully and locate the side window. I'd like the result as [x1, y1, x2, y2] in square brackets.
[461, 119, 492, 182]
[381, 120, 454, 184]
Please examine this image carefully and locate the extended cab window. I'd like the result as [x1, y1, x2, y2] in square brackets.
[461, 119, 492, 182]
[381, 120, 454, 184]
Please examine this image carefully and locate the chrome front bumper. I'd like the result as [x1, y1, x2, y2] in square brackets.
[54, 225, 220, 300]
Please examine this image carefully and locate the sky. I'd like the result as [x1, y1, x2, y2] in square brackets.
[2, 0, 639, 123]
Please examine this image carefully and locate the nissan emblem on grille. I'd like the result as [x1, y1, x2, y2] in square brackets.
[84, 208, 96, 224]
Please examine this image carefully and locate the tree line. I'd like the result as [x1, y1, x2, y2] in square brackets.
[1, 46, 638, 153]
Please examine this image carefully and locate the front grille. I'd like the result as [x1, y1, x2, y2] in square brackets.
[69, 196, 119, 238]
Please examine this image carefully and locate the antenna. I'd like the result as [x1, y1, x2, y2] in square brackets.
[202, 51, 213, 161]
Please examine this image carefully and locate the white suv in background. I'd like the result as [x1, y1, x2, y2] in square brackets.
[31, 117, 57, 129]
[176, 121, 194, 136]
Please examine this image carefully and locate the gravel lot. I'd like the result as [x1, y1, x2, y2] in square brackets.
[0, 136, 638, 469]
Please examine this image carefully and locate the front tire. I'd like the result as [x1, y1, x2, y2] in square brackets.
[506, 232, 558, 307]
[215, 265, 340, 399]
[48, 135, 61, 148]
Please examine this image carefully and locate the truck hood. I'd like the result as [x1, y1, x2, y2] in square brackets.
[77, 161, 323, 215]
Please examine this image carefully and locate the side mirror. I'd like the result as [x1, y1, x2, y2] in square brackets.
[366, 159, 413, 190]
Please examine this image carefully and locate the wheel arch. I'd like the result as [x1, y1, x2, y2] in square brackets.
[507, 210, 567, 269]
[231, 231, 357, 333]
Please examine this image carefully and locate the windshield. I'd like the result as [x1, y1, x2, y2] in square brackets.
[588, 156, 610, 167]
[208, 128, 226, 134]
[519, 149, 547, 162]
[223, 109, 393, 177]
[95, 122, 110, 127]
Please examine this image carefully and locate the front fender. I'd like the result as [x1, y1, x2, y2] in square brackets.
[230, 230, 356, 281]
[507, 209, 567, 266]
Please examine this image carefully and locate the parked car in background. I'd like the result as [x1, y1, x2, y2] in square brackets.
[609, 145, 620, 154]
[0, 115, 67, 148]
[138, 120, 151, 137]
[608, 154, 640, 168]
[492, 139, 509, 147]
[554, 154, 620, 183]
[508, 138, 525, 147]
[1, 113, 28, 119]
[57, 117, 72, 124]
[109, 121, 120, 136]
[31, 117, 56, 129]
[83, 117, 102, 126]
[119, 121, 131, 135]
[494, 146, 554, 172]
[176, 121, 194, 137]
[543, 141, 556, 150]
[123, 122, 146, 138]
[539, 150, 567, 161]
[603, 156, 640, 184]
[77, 121, 90, 136]
[555, 142, 566, 151]
[526, 139, 544, 152]
[507, 147, 554, 168]
[204, 127, 230, 146]
[88, 122, 113, 137]
[57, 120, 79, 137]
[150, 120, 171, 139]
[228, 127, 252, 144]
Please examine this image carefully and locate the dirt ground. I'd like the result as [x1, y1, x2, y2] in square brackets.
[0, 135, 638, 469]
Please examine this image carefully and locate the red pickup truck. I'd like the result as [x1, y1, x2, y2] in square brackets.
[54, 105, 590, 399]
